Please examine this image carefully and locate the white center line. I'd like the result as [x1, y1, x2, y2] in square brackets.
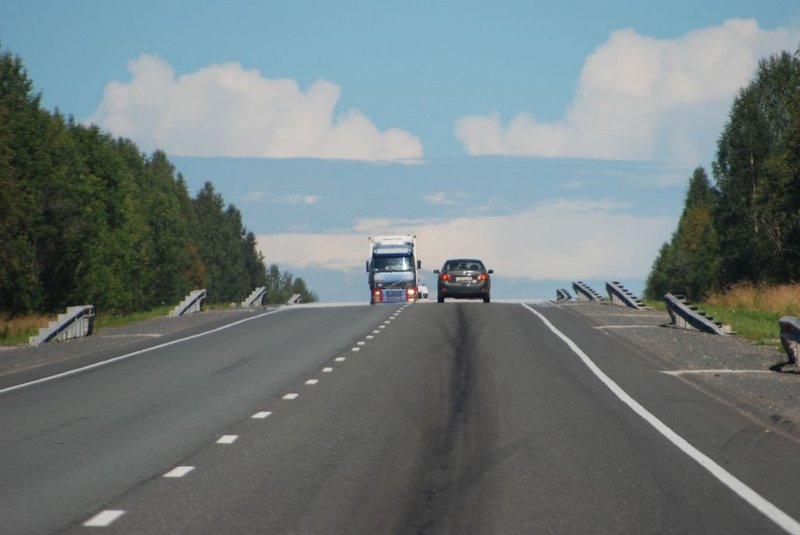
[283, 393, 299, 400]
[521, 302, 800, 535]
[217, 435, 238, 444]
[164, 466, 195, 478]
[84, 510, 125, 527]
[252, 411, 272, 419]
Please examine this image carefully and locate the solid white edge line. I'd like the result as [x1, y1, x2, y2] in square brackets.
[0, 308, 288, 396]
[521, 302, 800, 535]
[83, 509, 125, 527]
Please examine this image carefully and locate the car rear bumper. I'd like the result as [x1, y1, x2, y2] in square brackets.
[438, 282, 490, 298]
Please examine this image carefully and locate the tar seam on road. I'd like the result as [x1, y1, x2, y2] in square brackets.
[521, 302, 800, 535]
[0, 308, 288, 396]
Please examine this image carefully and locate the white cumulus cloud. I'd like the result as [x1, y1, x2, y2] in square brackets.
[257, 200, 674, 280]
[88, 54, 423, 162]
[454, 19, 800, 163]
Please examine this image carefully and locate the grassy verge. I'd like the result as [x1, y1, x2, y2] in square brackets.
[94, 306, 173, 330]
[0, 314, 57, 346]
[702, 282, 799, 348]
[697, 304, 782, 347]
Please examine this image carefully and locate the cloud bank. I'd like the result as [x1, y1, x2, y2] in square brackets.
[88, 55, 423, 162]
[455, 19, 799, 163]
[257, 200, 674, 280]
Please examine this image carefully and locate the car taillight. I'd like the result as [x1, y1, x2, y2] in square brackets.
[372, 289, 382, 303]
[406, 288, 417, 300]
[439, 273, 452, 281]
[477, 273, 489, 281]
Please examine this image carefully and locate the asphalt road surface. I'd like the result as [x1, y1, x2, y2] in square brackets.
[1, 301, 799, 534]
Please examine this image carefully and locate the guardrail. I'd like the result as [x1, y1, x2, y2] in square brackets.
[572, 281, 603, 301]
[242, 287, 267, 307]
[606, 281, 650, 310]
[556, 288, 572, 301]
[170, 289, 207, 317]
[779, 316, 800, 365]
[29, 305, 95, 346]
[664, 293, 730, 335]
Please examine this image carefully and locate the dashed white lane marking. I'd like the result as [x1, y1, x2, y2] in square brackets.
[351, 347, 361, 352]
[283, 393, 299, 400]
[164, 466, 195, 478]
[372, 330, 380, 334]
[521, 302, 800, 535]
[366, 335, 374, 339]
[384, 320, 391, 324]
[335, 357, 346, 362]
[305, 379, 319, 385]
[323, 367, 333, 373]
[217, 435, 238, 444]
[663, 369, 772, 376]
[252, 411, 272, 419]
[357, 341, 366, 346]
[379, 325, 386, 329]
[84, 510, 125, 527]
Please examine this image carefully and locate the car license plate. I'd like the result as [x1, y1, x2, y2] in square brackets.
[456, 276, 473, 283]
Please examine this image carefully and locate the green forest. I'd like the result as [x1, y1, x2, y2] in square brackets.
[0, 47, 316, 317]
[645, 48, 800, 301]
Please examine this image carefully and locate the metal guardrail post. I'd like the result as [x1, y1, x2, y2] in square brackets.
[664, 293, 729, 335]
[29, 305, 95, 346]
[605, 281, 649, 310]
[779, 316, 800, 365]
[556, 288, 572, 301]
[572, 281, 603, 301]
[170, 289, 207, 317]
[241, 287, 267, 307]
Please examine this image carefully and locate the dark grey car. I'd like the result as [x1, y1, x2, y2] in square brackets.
[433, 258, 493, 303]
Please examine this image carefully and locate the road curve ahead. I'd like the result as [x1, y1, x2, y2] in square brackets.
[1, 302, 798, 533]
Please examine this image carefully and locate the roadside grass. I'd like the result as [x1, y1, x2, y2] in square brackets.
[702, 283, 799, 349]
[697, 304, 782, 347]
[644, 283, 799, 349]
[0, 314, 56, 346]
[94, 306, 173, 329]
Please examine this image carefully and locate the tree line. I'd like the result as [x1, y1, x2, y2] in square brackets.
[0, 47, 316, 316]
[645, 48, 800, 301]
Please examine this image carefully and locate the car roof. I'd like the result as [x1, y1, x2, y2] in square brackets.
[444, 258, 483, 263]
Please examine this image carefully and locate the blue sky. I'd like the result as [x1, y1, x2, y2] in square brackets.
[2, 1, 799, 301]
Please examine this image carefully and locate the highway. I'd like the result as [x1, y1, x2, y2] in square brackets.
[1, 301, 799, 533]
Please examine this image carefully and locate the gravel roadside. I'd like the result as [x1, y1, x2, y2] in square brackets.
[558, 300, 800, 440]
